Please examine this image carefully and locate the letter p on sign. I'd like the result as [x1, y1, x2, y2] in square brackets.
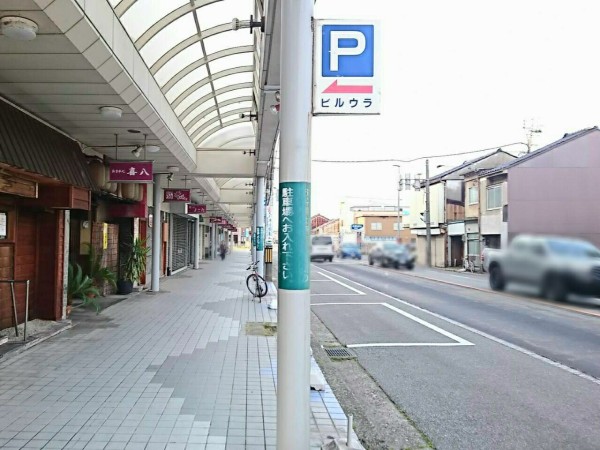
[322, 24, 374, 77]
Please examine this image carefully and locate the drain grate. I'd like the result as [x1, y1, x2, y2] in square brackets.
[324, 347, 356, 359]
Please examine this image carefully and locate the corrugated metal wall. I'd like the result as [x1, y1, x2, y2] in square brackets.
[172, 216, 189, 272]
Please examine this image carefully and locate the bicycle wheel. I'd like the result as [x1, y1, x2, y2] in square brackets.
[246, 273, 268, 298]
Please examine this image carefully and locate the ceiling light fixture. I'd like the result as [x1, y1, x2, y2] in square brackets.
[131, 146, 141, 158]
[145, 145, 160, 153]
[99, 106, 122, 119]
[274, 91, 281, 102]
[269, 104, 280, 115]
[1, 16, 38, 41]
[167, 165, 180, 173]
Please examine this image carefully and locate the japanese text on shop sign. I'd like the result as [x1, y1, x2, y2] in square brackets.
[108, 161, 153, 182]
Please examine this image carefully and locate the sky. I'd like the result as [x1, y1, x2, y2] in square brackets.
[309, 0, 600, 219]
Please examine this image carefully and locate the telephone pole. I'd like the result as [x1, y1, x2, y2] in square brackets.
[393, 164, 401, 242]
[425, 159, 432, 267]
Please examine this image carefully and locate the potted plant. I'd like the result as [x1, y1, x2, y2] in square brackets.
[68, 263, 101, 314]
[117, 238, 149, 294]
[84, 244, 117, 295]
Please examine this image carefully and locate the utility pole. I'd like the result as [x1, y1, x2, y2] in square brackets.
[393, 165, 401, 242]
[425, 159, 432, 267]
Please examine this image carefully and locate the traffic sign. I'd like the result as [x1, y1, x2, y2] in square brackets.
[350, 224, 364, 231]
[313, 20, 380, 115]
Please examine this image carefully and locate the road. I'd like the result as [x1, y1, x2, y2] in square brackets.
[310, 259, 600, 450]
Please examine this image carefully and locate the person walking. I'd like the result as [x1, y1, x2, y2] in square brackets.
[218, 241, 227, 260]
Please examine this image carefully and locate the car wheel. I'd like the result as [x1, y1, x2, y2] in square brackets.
[489, 265, 505, 291]
[329, 257, 333, 262]
[394, 261, 400, 269]
[406, 263, 414, 270]
[543, 275, 568, 302]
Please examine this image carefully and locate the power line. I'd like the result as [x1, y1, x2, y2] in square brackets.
[311, 142, 527, 164]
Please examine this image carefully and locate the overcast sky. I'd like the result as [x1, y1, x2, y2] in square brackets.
[308, 0, 600, 219]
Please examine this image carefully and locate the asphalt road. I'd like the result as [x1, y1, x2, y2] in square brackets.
[310, 259, 600, 450]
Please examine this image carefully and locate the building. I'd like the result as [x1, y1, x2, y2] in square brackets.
[408, 150, 516, 267]
[311, 214, 330, 229]
[350, 205, 412, 251]
[476, 127, 600, 250]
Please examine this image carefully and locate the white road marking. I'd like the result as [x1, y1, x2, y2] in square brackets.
[316, 271, 365, 295]
[311, 293, 364, 296]
[313, 302, 473, 347]
[315, 265, 600, 386]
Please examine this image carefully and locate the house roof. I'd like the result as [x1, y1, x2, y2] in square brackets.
[482, 127, 598, 176]
[427, 148, 516, 185]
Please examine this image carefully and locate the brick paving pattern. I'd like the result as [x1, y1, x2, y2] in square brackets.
[0, 251, 351, 449]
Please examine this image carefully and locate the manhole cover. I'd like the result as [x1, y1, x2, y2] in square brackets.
[324, 347, 355, 359]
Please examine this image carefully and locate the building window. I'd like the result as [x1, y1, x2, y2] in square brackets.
[371, 222, 382, 231]
[487, 185, 502, 210]
[468, 186, 479, 204]
[393, 222, 401, 231]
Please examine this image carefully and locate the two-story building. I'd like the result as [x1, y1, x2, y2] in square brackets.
[408, 150, 516, 267]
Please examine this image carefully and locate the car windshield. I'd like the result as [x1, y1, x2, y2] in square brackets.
[312, 236, 332, 245]
[383, 243, 405, 251]
[547, 239, 600, 258]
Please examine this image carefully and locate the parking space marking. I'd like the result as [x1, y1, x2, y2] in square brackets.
[313, 302, 473, 348]
[317, 271, 365, 295]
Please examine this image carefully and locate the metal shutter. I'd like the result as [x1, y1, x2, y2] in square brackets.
[172, 216, 188, 271]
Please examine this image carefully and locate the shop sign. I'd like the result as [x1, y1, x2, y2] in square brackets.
[163, 189, 190, 202]
[109, 161, 153, 182]
[186, 204, 207, 214]
[209, 216, 222, 223]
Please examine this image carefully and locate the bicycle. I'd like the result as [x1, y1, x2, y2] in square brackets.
[246, 261, 268, 300]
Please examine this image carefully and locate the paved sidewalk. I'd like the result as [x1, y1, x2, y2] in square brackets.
[0, 251, 353, 450]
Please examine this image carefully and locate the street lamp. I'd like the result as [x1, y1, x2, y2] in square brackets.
[393, 164, 401, 242]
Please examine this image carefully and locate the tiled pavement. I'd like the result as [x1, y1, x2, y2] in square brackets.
[0, 251, 352, 449]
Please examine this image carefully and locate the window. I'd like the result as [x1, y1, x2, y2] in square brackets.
[468, 186, 479, 204]
[371, 222, 382, 231]
[393, 222, 401, 231]
[487, 185, 502, 209]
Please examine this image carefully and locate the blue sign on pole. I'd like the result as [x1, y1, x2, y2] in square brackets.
[322, 24, 374, 78]
[350, 224, 364, 231]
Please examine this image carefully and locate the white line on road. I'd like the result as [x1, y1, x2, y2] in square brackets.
[317, 271, 365, 295]
[313, 302, 473, 347]
[311, 293, 364, 296]
[316, 266, 600, 386]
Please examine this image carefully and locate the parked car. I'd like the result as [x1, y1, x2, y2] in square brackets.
[311, 235, 334, 262]
[338, 242, 362, 260]
[487, 234, 600, 302]
[368, 242, 415, 269]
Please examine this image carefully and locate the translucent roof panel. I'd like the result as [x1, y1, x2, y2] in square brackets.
[203, 31, 252, 56]
[216, 89, 253, 104]
[155, 42, 204, 88]
[112, 0, 258, 150]
[196, 0, 251, 32]
[120, 0, 188, 42]
[140, 14, 196, 67]
[209, 53, 253, 74]
[212, 72, 253, 91]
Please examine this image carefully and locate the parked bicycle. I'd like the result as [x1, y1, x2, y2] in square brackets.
[246, 261, 268, 300]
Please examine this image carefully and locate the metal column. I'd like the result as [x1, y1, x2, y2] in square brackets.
[252, 213, 257, 263]
[151, 174, 162, 291]
[193, 217, 200, 269]
[277, 0, 313, 447]
[256, 177, 266, 276]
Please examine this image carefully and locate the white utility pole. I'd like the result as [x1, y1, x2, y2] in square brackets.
[151, 174, 162, 291]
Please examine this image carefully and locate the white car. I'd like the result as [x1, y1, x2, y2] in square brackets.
[311, 235, 334, 262]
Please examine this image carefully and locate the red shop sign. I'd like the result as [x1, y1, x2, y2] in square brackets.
[209, 216, 222, 223]
[164, 189, 191, 202]
[186, 204, 207, 214]
[109, 161, 153, 182]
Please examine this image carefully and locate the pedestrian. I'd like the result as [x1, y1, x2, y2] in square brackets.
[219, 241, 227, 260]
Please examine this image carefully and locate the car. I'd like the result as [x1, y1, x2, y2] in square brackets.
[311, 235, 334, 262]
[338, 242, 362, 260]
[487, 235, 600, 302]
[368, 242, 415, 269]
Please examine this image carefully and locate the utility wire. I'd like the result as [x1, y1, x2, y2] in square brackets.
[311, 142, 527, 163]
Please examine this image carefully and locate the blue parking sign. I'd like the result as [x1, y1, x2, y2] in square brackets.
[322, 24, 374, 78]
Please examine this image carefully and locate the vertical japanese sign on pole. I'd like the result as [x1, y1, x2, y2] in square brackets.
[256, 177, 266, 277]
[278, 0, 313, 448]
